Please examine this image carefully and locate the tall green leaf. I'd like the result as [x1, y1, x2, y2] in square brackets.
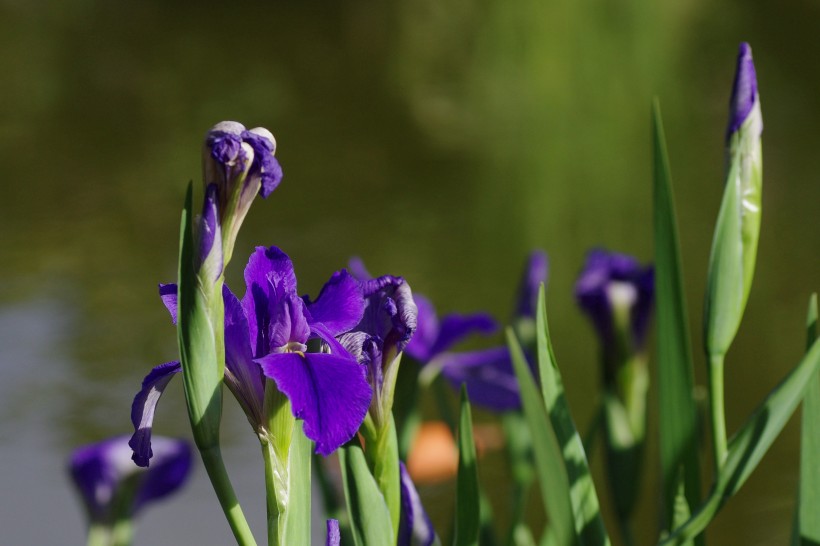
[507, 329, 576, 546]
[534, 285, 610, 546]
[652, 101, 702, 539]
[792, 294, 820, 546]
[340, 442, 394, 546]
[661, 337, 820, 545]
[454, 386, 480, 546]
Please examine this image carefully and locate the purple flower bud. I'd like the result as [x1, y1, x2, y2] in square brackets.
[202, 121, 284, 266]
[726, 42, 760, 139]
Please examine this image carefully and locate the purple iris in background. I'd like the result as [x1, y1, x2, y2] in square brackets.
[69, 435, 192, 525]
[575, 249, 654, 383]
[130, 246, 372, 463]
[418, 251, 548, 412]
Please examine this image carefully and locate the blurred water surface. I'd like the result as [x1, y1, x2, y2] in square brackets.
[1, 1, 818, 544]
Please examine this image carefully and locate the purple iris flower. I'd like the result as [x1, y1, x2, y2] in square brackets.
[69, 435, 192, 524]
[405, 293, 497, 364]
[431, 251, 548, 412]
[351, 252, 546, 412]
[130, 246, 372, 464]
[575, 249, 654, 381]
[339, 273, 418, 429]
[398, 462, 438, 546]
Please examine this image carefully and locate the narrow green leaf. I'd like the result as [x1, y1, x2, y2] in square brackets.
[339, 442, 395, 546]
[661, 337, 820, 544]
[507, 328, 576, 546]
[652, 100, 702, 536]
[534, 285, 610, 545]
[454, 385, 480, 546]
[793, 294, 820, 546]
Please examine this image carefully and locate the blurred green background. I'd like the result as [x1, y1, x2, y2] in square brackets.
[1, 1, 818, 544]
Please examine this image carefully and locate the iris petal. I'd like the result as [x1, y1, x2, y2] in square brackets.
[305, 269, 365, 336]
[326, 519, 341, 546]
[129, 361, 182, 467]
[158, 283, 178, 325]
[439, 347, 521, 412]
[257, 352, 371, 455]
[223, 285, 264, 424]
[429, 313, 497, 358]
[398, 462, 437, 546]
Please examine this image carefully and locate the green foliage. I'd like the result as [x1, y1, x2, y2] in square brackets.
[791, 294, 820, 546]
[661, 337, 820, 544]
[340, 442, 395, 546]
[652, 101, 702, 541]
[534, 285, 610, 546]
[454, 386, 480, 546]
[507, 328, 575, 546]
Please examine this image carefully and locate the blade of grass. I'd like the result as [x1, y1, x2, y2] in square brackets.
[534, 285, 610, 546]
[652, 100, 702, 539]
[507, 328, 576, 546]
[454, 385, 480, 546]
[792, 294, 819, 546]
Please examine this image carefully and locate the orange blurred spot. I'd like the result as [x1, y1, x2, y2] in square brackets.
[407, 421, 457, 484]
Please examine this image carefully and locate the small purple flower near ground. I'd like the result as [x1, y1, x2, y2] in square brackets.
[69, 435, 192, 523]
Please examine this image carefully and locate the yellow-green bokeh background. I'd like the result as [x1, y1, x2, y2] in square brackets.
[1, 1, 818, 544]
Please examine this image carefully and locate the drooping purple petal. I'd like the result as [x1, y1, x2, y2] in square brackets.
[70, 435, 192, 521]
[242, 129, 283, 198]
[132, 437, 193, 514]
[439, 347, 521, 411]
[158, 283, 178, 325]
[223, 285, 264, 425]
[305, 269, 365, 336]
[398, 462, 437, 546]
[428, 313, 497, 358]
[727, 42, 759, 138]
[326, 519, 341, 546]
[129, 361, 182, 467]
[257, 352, 371, 455]
[515, 250, 549, 319]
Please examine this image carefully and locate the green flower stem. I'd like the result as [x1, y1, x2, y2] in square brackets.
[362, 416, 401, 541]
[200, 446, 258, 546]
[86, 523, 111, 546]
[708, 354, 728, 469]
[262, 440, 282, 546]
[110, 518, 134, 546]
[259, 380, 312, 546]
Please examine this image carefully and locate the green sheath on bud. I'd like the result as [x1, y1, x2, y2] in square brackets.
[704, 42, 763, 359]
